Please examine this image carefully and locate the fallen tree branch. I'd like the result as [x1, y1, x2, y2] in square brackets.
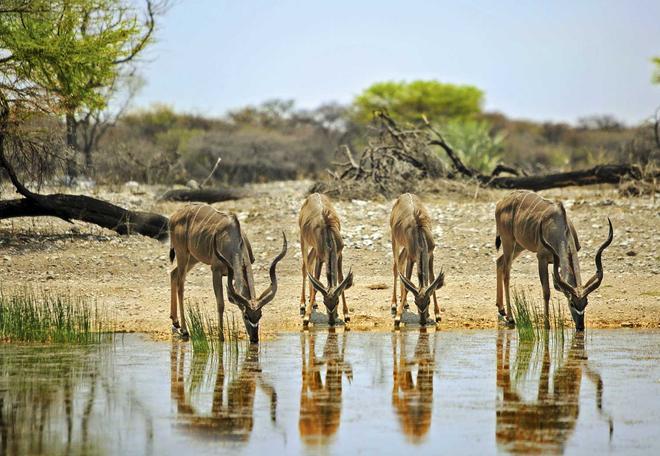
[158, 187, 245, 203]
[425, 117, 644, 190]
[0, 195, 169, 240]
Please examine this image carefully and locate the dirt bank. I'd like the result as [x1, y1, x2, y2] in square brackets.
[1, 180, 659, 339]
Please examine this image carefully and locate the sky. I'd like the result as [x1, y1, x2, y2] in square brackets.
[133, 0, 660, 125]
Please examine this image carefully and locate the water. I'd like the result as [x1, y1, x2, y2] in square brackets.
[1, 329, 659, 455]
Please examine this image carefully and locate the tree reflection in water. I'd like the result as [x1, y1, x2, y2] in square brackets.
[299, 328, 352, 445]
[391, 329, 437, 444]
[0, 346, 154, 456]
[170, 342, 277, 443]
[496, 331, 612, 453]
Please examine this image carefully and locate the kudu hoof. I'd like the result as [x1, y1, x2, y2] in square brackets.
[394, 319, 401, 329]
[344, 315, 351, 323]
[179, 328, 190, 340]
[299, 306, 306, 317]
[312, 303, 319, 310]
[435, 316, 441, 323]
[506, 317, 516, 328]
[302, 319, 310, 328]
[390, 306, 397, 317]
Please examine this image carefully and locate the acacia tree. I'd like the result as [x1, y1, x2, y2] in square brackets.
[0, 1, 169, 239]
[353, 80, 484, 125]
[0, 0, 163, 174]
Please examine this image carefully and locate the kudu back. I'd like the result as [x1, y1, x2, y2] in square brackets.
[495, 191, 613, 330]
[390, 194, 445, 328]
[299, 193, 353, 327]
[169, 204, 286, 343]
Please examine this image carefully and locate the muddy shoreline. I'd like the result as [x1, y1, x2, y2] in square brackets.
[1, 180, 658, 339]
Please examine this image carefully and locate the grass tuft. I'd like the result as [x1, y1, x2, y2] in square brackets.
[186, 301, 243, 354]
[0, 287, 112, 344]
[511, 288, 565, 343]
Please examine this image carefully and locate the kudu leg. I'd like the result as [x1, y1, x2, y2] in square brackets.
[429, 256, 440, 323]
[395, 259, 414, 328]
[496, 254, 505, 316]
[391, 242, 399, 316]
[170, 267, 180, 329]
[502, 244, 523, 325]
[300, 239, 307, 316]
[303, 258, 322, 327]
[338, 256, 350, 323]
[212, 268, 226, 342]
[537, 256, 551, 330]
[174, 255, 197, 337]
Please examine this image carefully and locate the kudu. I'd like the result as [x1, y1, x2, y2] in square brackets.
[390, 193, 445, 328]
[495, 191, 613, 330]
[496, 330, 612, 453]
[299, 193, 353, 327]
[169, 204, 287, 343]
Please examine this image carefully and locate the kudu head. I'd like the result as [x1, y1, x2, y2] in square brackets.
[214, 232, 287, 343]
[307, 231, 354, 326]
[539, 219, 613, 331]
[308, 271, 354, 326]
[399, 271, 445, 326]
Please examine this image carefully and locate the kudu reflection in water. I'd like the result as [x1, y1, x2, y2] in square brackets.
[496, 331, 612, 453]
[170, 342, 277, 442]
[299, 329, 353, 445]
[392, 329, 437, 443]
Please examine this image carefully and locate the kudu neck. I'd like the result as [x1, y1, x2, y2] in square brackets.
[546, 217, 582, 288]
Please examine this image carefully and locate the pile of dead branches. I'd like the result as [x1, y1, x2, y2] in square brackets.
[310, 113, 446, 199]
[313, 112, 652, 200]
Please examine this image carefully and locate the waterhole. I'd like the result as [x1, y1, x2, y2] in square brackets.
[1, 329, 659, 454]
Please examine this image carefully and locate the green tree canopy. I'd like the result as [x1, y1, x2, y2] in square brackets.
[653, 56, 660, 84]
[0, 0, 162, 171]
[353, 80, 484, 125]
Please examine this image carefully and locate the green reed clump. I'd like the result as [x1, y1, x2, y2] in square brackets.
[511, 289, 565, 343]
[186, 302, 242, 353]
[0, 287, 110, 344]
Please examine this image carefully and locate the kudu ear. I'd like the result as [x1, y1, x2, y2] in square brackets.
[308, 273, 329, 297]
[583, 217, 613, 297]
[399, 273, 419, 296]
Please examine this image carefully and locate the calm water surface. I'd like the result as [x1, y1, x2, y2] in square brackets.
[1, 329, 659, 455]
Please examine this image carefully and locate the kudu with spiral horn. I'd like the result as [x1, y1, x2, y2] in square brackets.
[168, 204, 286, 343]
[494, 191, 613, 330]
[299, 193, 354, 327]
[390, 193, 445, 328]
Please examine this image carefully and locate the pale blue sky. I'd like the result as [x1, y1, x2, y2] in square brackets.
[134, 0, 660, 124]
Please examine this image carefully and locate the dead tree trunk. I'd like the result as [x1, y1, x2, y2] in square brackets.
[425, 119, 644, 190]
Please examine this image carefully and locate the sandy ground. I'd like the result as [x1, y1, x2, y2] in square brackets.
[1, 180, 659, 339]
